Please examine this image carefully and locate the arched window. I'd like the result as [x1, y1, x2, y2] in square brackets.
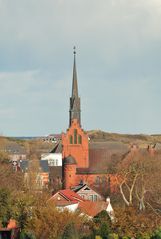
[69, 135, 73, 144]
[78, 135, 82, 144]
[74, 129, 77, 144]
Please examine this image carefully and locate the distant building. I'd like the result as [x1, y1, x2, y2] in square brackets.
[42, 134, 61, 143]
[20, 160, 49, 189]
[41, 143, 62, 166]
[72, 183, 103, 201]
[0, 141, 27, 162]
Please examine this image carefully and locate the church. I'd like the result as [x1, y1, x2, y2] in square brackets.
[51, 49, 158, 194]
[60, 49, 128, 192]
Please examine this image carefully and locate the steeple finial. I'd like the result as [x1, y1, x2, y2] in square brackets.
[73, 46, 76, 55]
[69, 47, 81, 127]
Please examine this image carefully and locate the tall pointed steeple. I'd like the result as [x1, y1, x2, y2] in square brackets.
[69, 47, 81, 126]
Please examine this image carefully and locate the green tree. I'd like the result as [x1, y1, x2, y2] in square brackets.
[62, 222, 79, 239]
[0, 188, 12, 226]
[152, 228, 161, 239]
[93, 210, 111, 239]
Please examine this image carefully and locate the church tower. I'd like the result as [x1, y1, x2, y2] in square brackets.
[62, 49, 89, 188]
[69, 47, 81, 127]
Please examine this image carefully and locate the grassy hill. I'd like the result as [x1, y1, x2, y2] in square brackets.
[87, 130, 161, 146]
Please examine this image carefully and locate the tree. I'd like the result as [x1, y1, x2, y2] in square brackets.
[93, 210, 112, 239]
[0, 188, 12, 226]
[62, 222, 79, 239]
[113, 206, 161, 238]
[26, 197, 87, 239]
[116, 152, 161, 212]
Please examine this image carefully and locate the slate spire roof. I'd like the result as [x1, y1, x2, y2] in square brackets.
[69, 47, 81, 126]
[72, 47, 78, 100]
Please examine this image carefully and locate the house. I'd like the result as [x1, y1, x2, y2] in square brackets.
[20, 160, 49, 189]
[41, 152, 62, 166]
[41, 142, 62, 166]
[73, 183, 104, 201]
[49, 189, 114, 219]
[42, 134, 62, 143]
[0, 141, 27, 162]
[41, 143, 63, 190]
[49, 189, 84, 212]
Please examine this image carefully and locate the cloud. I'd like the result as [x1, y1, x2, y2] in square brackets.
[0, 0, 161, 135]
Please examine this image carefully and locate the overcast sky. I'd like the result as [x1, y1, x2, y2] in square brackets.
[0, 0, 161, 136]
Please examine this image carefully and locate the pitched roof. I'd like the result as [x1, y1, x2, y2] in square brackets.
[50, 189, 84, 205]
[39, 160, 49, 172]
[69, 49, 81, 127]
[20, 160, 49, 173]
[72, 183, 86, 192]
[59, 189, 84, 202]
[0, 141, 27, 155]
[7, 219, 17, 229]
[88, 141, 129, 172]
[73, 183, 101, 197]
[50, 142, 62, 153]
[78, 201, 109, 217]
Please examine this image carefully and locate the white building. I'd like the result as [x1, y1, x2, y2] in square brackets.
[41, 142, 62, 166]
[41, 153, 62, 166]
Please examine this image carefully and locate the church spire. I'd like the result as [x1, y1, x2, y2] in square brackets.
[72, 47, 78, 99]
[69, 47, 81, 127]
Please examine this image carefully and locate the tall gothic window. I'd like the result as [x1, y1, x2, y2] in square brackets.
[69, 135, 73, 144]
[78, 135, 82, 144]
[74, 129, 77, 144]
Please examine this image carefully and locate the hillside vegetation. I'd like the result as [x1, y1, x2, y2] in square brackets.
[88, 130, 161, 145]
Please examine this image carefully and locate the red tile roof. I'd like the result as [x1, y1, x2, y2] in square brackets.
[49, 189, 85, 206]
[7, 219, 17, 229]
[78, 201, 109, 217]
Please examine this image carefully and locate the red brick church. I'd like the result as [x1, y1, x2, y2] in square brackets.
[53, 49, 158, 194]
[61, 49, 122, 191]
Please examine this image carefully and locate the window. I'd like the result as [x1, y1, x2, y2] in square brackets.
[93, 195, 97, 201]
[49, 159, 55, 166]
[89, 195, 97, 202]
[78, 135, 82, 144]
[89, 195, 93, 201]
[69, 135, 73, 144]
[74, 129, 77, 144]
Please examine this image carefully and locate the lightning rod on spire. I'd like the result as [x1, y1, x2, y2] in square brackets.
[73, 46, 76, 55]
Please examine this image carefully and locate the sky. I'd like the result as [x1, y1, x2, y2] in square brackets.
[0, 0, 161, 136]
